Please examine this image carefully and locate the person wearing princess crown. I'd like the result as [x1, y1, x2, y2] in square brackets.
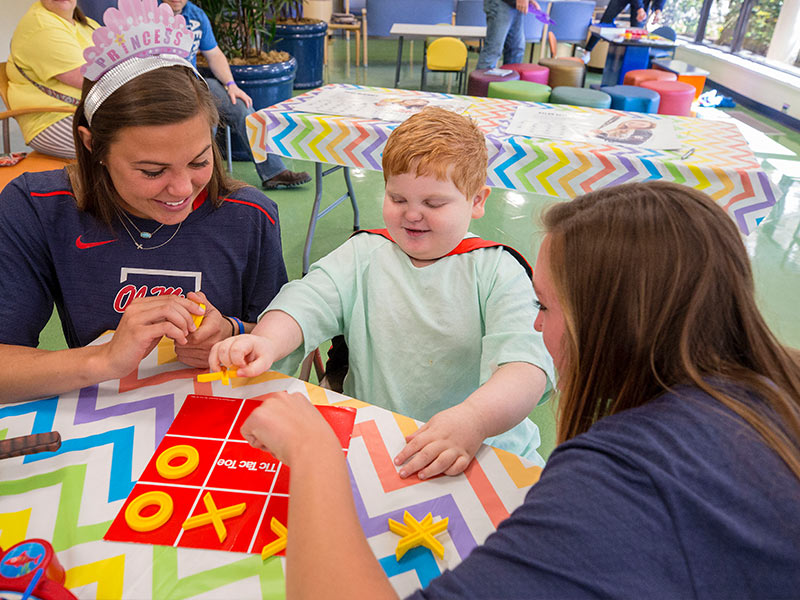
[0, 0, 288, 403]
[211, 108, 555, 476]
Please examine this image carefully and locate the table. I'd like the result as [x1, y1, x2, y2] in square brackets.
[390, 23, 487, 88]
[0, 334, 538, 598]
[247, 84, 780, 236]
[595, 27, 678, 86]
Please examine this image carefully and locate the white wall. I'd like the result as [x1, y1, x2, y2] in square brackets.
[1, 1, 35, 61]
[676, 43, 800, 122]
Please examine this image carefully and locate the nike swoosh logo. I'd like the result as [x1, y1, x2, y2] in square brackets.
[75, 235, 116, 249]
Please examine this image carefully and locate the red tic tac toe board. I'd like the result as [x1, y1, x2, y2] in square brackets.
[104, 395, 356, 555]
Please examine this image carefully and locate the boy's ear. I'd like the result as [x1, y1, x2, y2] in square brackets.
[77, 126, 93, 152]
[470, 186, 490, 219]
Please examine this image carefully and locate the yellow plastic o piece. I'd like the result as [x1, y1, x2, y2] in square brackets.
[192, 303, 206, 328]
[125, 491, 174, 532]
[156, 444, 200, 480]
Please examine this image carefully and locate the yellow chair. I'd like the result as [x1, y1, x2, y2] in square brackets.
[0, 61, 75, 190]
[421, 37, 468, 94]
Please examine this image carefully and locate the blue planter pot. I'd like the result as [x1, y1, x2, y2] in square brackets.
[270, 21, 327, 89]
[200, 59, 297, 160]
[230, 57, 297, 111]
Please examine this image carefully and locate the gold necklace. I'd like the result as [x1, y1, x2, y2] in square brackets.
[117, 212, 182, 250]
[118, 209, 165, 239]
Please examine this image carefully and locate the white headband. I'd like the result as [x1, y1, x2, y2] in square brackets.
[83, 54, 205, 125]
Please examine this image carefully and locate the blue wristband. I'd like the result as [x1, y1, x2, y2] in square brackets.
[225, 80, 236, 87]
[230, 316, 245, 335]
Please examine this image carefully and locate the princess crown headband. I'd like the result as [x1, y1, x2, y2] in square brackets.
[81, 0, 202, 125]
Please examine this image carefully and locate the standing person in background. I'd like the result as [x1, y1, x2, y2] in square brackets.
[6, 0, 99, 158]
[477, 0, 541, 70]
[582, 0, 664, 63]
[161, 0, 311, 190]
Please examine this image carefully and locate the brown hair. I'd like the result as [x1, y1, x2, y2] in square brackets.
[73, 6, 90, 26]
[69, 65, 245, 226]
[542, 181, 800, 477]
[382, 107, 488, 199]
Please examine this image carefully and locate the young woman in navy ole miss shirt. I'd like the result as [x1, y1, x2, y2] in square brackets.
[0, 6, 287, 403]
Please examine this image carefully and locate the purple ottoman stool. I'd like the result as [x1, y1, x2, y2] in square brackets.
[468, 68, 520, 97]
[501, 63, 550, 85]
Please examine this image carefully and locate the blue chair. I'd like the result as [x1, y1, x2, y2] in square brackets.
[548, 0, 595, 51]
[649, 25, 677, 63]
[455, 0, 486, 26]
[366, 0, 454, 37]
[525, 1, 556, 62]
[524, 0, 552, 43]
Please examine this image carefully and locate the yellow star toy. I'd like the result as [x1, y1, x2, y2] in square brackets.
[388, 511, 449, 560]
[181, 492, 246, 543]
[260, 517, 288, 560]
[197, 366, 238, 385]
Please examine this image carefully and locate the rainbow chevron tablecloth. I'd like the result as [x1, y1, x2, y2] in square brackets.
[247, 83, 779, 236]
[0, 334, 539, 599]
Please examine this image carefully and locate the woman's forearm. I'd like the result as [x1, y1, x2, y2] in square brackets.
[286, 442, 399, 600]
[0, 343, 116, 403]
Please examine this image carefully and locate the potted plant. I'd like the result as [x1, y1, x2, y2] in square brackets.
[195, 0, 298, 110]
[266, 0, 328, 89]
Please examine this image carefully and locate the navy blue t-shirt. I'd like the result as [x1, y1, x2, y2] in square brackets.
[0, 169, 287, 349]
[410, 386, 800, 599]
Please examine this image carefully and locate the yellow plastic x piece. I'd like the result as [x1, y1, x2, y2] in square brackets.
[181, 492, 246, 543]
[192, 302, 206, 328]
[261, 517, 288, 560]
[388, 511, 449, 560]
[197, 367, 238, 385]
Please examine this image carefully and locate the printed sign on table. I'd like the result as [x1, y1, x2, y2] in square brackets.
[292, 88, 472, 122]
[507, 106, 682, 150]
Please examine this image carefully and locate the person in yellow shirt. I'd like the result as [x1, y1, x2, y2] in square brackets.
[6, 0, 99, 158]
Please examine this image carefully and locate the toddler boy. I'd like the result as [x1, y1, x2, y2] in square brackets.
[210, 107, 554, 478]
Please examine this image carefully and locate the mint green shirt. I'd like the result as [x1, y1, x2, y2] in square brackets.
[266, 233, 555, 464]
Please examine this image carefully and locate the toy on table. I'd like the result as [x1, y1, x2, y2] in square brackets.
[104, 395, 357, 557]
[388, 511, 449, 560]
[182, 492, 247, 543]
[0, 432, 61, 460]
[192, 302, 206, 328]
[197, 367, 238, 385]
[0, 539, 76, 599]
[259, 518, 288, 560]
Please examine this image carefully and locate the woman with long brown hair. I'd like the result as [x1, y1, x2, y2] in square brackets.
[239, 181, 800, 598]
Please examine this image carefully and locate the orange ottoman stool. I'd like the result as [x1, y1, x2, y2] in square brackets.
[623, 68, 677, 87]
[640, 80, 696, 116]
[652, 59, 709, 100]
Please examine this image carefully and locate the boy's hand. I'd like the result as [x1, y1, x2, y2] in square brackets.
[208, 333, 276, 377]
[174, 291, 231, 368]
[393, 404, 485, 480]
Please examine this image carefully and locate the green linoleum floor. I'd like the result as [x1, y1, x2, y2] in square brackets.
[36, 37, 800, 460]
